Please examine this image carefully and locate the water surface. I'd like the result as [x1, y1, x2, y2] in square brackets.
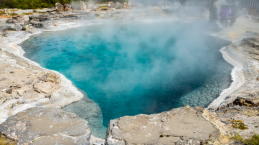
[21, 21, 232, 138]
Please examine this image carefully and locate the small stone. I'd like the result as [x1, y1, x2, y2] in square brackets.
[0, 77, 7, 81]
[24, 79, 34, 85]
[54, 23, 58, 26]
[6, 88, 12, 94]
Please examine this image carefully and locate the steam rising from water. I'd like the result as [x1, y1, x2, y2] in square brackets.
[21, 19, 232, 138]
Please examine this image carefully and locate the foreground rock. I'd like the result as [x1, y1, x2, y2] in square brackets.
[0, 107, 91, 145]
[55, 3, 64, 12]
[106, 106, 225, 144]
[209, 36, 259, 139]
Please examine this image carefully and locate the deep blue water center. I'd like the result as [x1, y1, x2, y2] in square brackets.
[21, 21, 232, 138]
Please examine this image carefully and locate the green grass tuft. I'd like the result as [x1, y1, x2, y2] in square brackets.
[244, 134, 259, 145]
[232, 132, 243, 142]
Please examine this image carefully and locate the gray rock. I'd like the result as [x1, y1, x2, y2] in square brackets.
[88, 3, 94, 9]
[2, 25, 16, 31]
[64, 3, 72, 11]
[6, 88, 12, 94]
[0, 107, 91, 144]
[6, 19, 17, 24]
[14, 24, 22, 31]
[80, 1, 87, 10]
[0, 77, 7, 81]
[115, 2, 122, 9]
[55, 2, 64, 12]
[105, 106, 217, 144]
[108, 2, 115, 8]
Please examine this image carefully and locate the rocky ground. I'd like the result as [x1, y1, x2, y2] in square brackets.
[0, 107, 91, 145]
[0, 4, 259, 145]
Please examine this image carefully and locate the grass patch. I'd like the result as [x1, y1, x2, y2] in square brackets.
[230, 119, 248, 130]
[232, 133, 259, 145]
[244, 134, 259, 145]
[8, 12, 18, 16]
[232, 132, 243, 142]
[0, 10, 6, 15]
[22, 12, 33, 15]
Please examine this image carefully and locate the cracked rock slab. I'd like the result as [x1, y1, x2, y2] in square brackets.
[105, 106, 217, 145]
[0, 107, 91, 145]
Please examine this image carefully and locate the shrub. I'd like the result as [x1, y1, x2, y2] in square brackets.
[41, 3, 49, 8]
[23, 4, 29, 9]
[0, 10, 6, 15]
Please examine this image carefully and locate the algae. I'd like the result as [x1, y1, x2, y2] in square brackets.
[230, 119, 248, 130]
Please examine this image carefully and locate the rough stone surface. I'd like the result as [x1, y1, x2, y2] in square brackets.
[64, 3, 72, 11]
[33, 81, 59, 94]
[105, 106, 217, 145]
[80, 2, 87, 10]
[55, 3, 64, 12]
[0, 107, 91, 145]
[115, 2, 122, 9]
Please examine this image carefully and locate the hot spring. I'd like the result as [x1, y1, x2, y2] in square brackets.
[21, 20, 232, 138]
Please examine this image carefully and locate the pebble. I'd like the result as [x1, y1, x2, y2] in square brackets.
[0, 77, 7, 81]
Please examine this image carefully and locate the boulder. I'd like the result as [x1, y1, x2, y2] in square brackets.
[108, 1, 115, 8]
[6, 19, 16, 24]
[88, 3, 94, 9]
[93, 4, 100, 9]
[0, 107, 91, 145]
[55, 3, 64, 12]
[80, 1, 87, 10]
[14, 24, 22, 31]
[123, 2, 127, 8]
[2, 25, 16, 31]
[115, 2, 122, 9]
[105, 106, 217, 144]
[64, 3, 72, 11]
[6, 16, 24, 24]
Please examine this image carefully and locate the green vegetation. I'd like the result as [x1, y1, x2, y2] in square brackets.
[244, 134, 259, 145]
[0, 9, 6, 15]
[232, 132, 244, 142]
[232, 133, 259, 145]
[0, 0, 129, 9]
[230, 119, 249, 130]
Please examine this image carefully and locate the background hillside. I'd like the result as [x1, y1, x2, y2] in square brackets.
[0, 0, 128, 9]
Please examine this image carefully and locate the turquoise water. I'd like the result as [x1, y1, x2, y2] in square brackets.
[21, 21, 232, 138]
